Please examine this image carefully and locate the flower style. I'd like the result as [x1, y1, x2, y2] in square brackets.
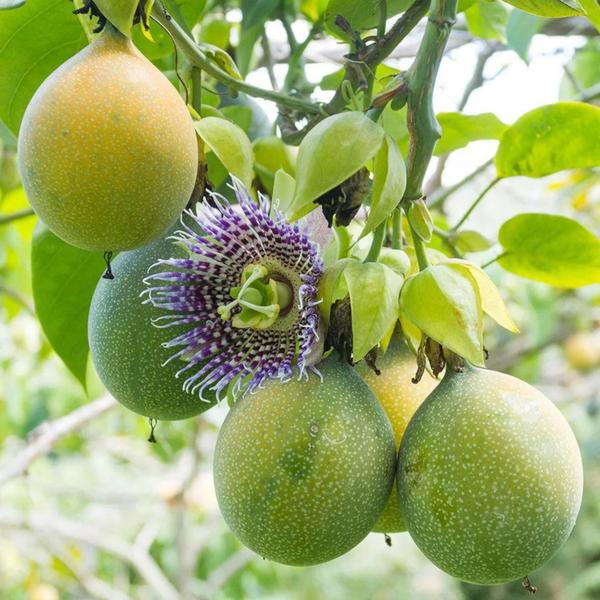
[143, 179, 324, 402]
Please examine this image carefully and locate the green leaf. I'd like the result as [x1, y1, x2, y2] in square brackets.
[465, 0, 509, 41]
[272, 169, 296, 216]
[318, 258, 355, 325]
[291, 112, 384, 220]
[197, 14, 232, 49]
[458, 0, 478, 10]
[221, 105, 253, 132]
[95, 0, 138, 37]
[162, 0, 207, 33]
[0, 0, 25, 9]
[435, 112, 508, 156]
[344, 261, 404, 362]
[360, 135, 406, 239]
[381, 104, 410, 155]
[501, 0, 584, 18]
[195, 116, 254, 188]
[579, 0, 600, 31]
[407, 199, 433, 243]
[0, 0, 87, 136]
[324, 0, 413, 35]
[253, 137, 296, 195]
[237, 0, 278, 76]
[400, 264, 485, 365]
[449, 230, 493, 254]
[449, 259, 519, 332]
[498, 213, 600, 288]
[496, 102, 600, 178]
[378, 248, 411, 277]
[506, 8, 544, 62]
[32, 225, 106, 387]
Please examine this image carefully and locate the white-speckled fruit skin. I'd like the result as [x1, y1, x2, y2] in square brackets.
[357, 338, 438, 533]
[89, 226, 217, 420]
[398, 365, 583, 585]
[213, 355, 397, 566]
[18, 27, 197, 252]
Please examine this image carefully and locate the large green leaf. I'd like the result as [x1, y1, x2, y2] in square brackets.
[324, 0, 413, 35]
[0, 0, 87, 136]
[501, 0, 584, 17]
[360, 135, 406, 239]
[95, 0, 138, 37]
[237, 0, 278, 76]
[291, 112, 384, 220]
[465, 0, 509, 41]
[506, 8, 544, 62]
[496, 102, 600, 178]
[435, 112, 508, 156]
[32, 225, 106, 387]
[344, 261, 404, 362]
[400, 264, 485, 366]
[498, 213, 600, 288]
[195, 117, 254, 188]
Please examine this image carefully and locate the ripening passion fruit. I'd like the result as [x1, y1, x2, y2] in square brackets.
[88, 227, 216, 420]
[398, 364, 583, 585]
[356, 337, 438, 533]
[18, 26, 197, 251]
[213, 354, 396, 566]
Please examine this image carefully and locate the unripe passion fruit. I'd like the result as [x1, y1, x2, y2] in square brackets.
[213, 354, 396, 566]
[18, 27, 197, 251]
[356, 337, 438, 533]
[398, 365, 583, 585]
[89, 229, 216, 420]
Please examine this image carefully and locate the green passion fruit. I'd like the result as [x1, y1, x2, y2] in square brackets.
[398, 365, 583, 585]
[356, 337, 438, 533]
[18, 27, 197, 251]
[88, 228, 216, 420]
[213, 354, 396, 566]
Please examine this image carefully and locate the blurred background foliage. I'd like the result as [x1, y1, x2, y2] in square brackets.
[1, 0, 599, 598]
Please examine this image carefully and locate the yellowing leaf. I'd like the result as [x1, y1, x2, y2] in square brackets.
[496, 102, 600, 178]
[448, 259, 519, 333]
[498, 213, 600, 288]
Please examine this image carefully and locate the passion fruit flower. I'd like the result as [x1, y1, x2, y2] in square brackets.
[143, 179, 324, 402]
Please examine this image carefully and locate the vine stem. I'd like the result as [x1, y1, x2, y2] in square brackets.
[451, 176, 500, 231]
[0, 208, 34, 226]
[401, 0, 458, 270]
[392, 208, 402, 249]
[151, 1, 321, 115]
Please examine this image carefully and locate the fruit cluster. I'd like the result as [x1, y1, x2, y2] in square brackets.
[18, 25, 583, 588]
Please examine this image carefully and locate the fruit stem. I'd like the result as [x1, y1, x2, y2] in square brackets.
[365, 221, 386, 263]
